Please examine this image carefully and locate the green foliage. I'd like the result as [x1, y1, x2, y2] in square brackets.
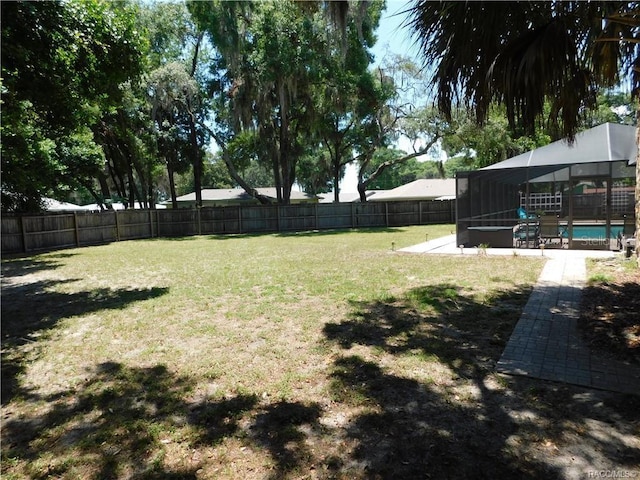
[587, 90, 637, 127]
[361, 149, 421, 190]
[175, 154, 234, 195]
[408, 2, 638, 140]
[442, 109, 551, 169]
[1, 0, 146, 211]
[189, 0, 387, 203]
[312, 0, 386, 198]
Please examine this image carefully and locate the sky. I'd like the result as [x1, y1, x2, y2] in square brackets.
[340, 1, 425, 193]
[370, 1, 419, 67]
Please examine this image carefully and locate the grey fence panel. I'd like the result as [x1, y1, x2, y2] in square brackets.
[242, 205, 278, 233]
[23, 214, 77, 251]
[2, 200, 455, 254]
[354, 203, 387, 227]
[1, 216, 24, 254]
[387, 201, 420, 226]
[279, 204, 316, 231]
[157, 209, 197, 237]
[420, 200, 454, 224]
[317, 203, 353, 229]
[200, 207, 240, 234]
[116, 210, 154, 240]
[76, 211, 117, 245]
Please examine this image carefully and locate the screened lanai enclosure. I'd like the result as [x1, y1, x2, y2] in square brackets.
[456, 123, 637, 250]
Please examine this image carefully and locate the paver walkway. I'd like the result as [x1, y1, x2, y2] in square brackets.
[495, 255, 640, 395]
[400, 237, 640, 395]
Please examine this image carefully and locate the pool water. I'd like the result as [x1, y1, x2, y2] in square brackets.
[564, 225, 624, 239]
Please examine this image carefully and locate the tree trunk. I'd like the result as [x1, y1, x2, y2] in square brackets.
[357, 180, 367, 203]
[635, 102, 639, 266]
[334, 170, 341, 203]
[199, 121, 272, 205]
[98, 170, 111, 210]
[167, 160, 178, 209]
[188, 114, 202, 208]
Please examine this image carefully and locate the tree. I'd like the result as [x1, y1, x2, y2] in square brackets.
[349, 54, 457, 201]
[189, 1, 324, 204]
[1, 0, 145, 211]
[147, 63, 200, 208]
[360, 148, 425, 189]
[407, 1, 639, 258]
[441, 107, 551, 169]
[141, 1, 211, 208]
[355, 102, 452, 201]
[312, 0, 385, 202]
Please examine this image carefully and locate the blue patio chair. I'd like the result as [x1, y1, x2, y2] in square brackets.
[517, 207, 537, 220]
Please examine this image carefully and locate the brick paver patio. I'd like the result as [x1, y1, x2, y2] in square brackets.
[400, 236, 640, 395]
[495, 255, 640, 395]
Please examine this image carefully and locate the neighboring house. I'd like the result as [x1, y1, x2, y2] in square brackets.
[368, 179, 456, 202]
[317, 191, 380, 203]
[43, 198, 83, 211]
[44, 198, 166, 212]
[165, 188, 318, 208]
[76, 202, 167, 211]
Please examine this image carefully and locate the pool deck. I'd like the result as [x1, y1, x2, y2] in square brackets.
[399, 235, 640, 395]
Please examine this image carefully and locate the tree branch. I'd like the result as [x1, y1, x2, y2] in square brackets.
[199, 122, 273, 204]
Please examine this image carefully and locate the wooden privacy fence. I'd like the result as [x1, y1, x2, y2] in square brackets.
[2, 199, 455, 254]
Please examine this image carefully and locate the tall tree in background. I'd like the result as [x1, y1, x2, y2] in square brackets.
[1, 0, 145, 211]
[147, 63, 198, 208]
[190, 1, 322, 204]
[354, 56, 454, 201]
[189, 0, 388, 203]
[313, 0, 384, 202]
[142, 1, 210, 208]
[407, 1, 639, 256]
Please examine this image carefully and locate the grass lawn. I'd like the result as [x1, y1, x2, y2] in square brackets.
[2, 225, 639, 479]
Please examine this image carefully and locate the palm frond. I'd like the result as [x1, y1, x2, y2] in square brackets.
[407, 0, 638, 139]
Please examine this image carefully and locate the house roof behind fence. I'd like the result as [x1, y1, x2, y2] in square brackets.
[369, 179, 456, 201]
[174, 188, 317, 202]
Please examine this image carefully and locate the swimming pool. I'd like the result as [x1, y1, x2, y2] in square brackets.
[567, 225, 624, 239]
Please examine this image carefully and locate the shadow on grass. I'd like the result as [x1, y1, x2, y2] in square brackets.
[1, 274, 168, 404]
[0, 252, 75, 278]
[148, 227, 410, 242]
[3, 279, 639, 478]
[2, 361, 327, 479]
[2, 362, 258, 479]
[581, 280, 640, 364]
[322, 283, 640, 478]
[250, 401, 323, 480]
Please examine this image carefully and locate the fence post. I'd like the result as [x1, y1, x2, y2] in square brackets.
[73, 212, 80, 247]
[149, 209, 154, 238]
[277, 205, 281, 232]
[385, 202, 389, 227]
[238, 206, 242, 234]
[197, 207, 202, 235]
[314, 203, 319, 230]
[419, 201, 423, 225]
[20, 215, 28, 253]
[114, 210, 120, 242]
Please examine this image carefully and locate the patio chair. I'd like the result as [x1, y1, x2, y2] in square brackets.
[538, 215, 564, 247]
[517, 207, 537, 220]
[513, 222, 539, 247]
[617, 216, 636, 251]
